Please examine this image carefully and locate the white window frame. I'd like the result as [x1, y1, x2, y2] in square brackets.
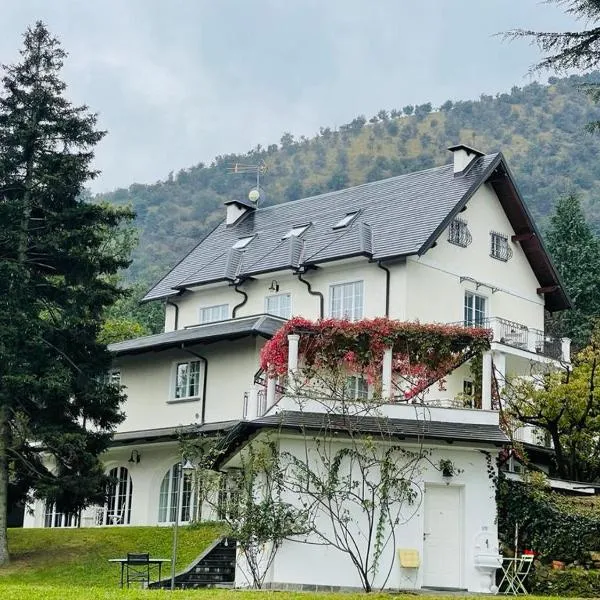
[265, 293, 292, 319]
[171, 359, 204, 402]
[464, 291, 487, 327]
[346, 375, 369, 400]
[158, 463, 195, 524]
[198, 303, 229, 324]
[329, 280, 364, 321]
[333, 211, 359, 230]
[232, 235, 255, 250]
[283, 224, 310, 239]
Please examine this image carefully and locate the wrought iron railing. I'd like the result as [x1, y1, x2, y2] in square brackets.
[459, 317, 564, 360]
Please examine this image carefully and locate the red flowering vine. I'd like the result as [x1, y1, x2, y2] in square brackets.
[260, 317, 492, 400]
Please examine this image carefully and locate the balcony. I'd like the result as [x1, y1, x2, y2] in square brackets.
[461, 317, 569, 362]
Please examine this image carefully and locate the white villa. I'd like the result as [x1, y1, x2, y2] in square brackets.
[24, 145, 570, 592]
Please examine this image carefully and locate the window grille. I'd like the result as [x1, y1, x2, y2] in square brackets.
[448, 218, 472, 247]
[490, 232, 513, 261]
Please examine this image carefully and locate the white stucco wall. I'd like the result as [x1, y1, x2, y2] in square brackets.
[167, 260, 400, 331]
[406, 183, 545, 329]
[249, 435, 499, 593]
[115, 336, 263, 432]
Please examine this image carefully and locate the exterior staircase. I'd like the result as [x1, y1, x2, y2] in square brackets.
[151, 536, 236, 589]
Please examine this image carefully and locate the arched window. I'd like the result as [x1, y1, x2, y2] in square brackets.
[158, 464, 194, 523]
[98, 466, 132, 525]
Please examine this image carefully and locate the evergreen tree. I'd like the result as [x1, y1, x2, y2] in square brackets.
[545, 194, 600, 347]
[0, 23, 133, 563]
[505, 1, 600, 130]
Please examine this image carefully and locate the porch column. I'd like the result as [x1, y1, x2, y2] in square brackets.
[493, 350, 506, 389]
[482, 351, 493, 411]
[382, 347, 393, 400]
[266, 374, 276, 407]
[287, 334, 300, 374]
[561, 338, 571, 363]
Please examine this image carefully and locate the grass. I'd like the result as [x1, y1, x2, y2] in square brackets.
[0, 527, 574, 599]
[0, 523, 223, 589]
[0, 587, 574, 600]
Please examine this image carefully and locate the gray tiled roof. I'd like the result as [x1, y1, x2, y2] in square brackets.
[252, 410, 508, 444]
[108, 314, 286, 356]
[111, 419, 240, 446]
[213, 409, 507, 467]
[143, 154, 500, 301]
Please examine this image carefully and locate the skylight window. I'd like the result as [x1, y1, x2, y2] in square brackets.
[232, 235, 255, 249]
[333, 211, 359, 229]
[283, 224, 310, 239]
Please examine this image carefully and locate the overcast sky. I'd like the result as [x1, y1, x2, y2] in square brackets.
[0, 1, 582, 192]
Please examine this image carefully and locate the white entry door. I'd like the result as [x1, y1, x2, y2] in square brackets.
[422, 485, 462, 589]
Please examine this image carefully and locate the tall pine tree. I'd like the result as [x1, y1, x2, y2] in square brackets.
[545, 194, 600, 348]
[0, 22, 133, 563]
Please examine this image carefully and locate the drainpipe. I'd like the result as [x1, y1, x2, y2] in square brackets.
[376, 261, 391, 318]
[232, 282, 248, 318]
[166, 299, 180, 330]
[297, 271, 324, 319]
[181, 345, 208, 425]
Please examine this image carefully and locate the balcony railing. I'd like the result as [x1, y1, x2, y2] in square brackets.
[459, 317, 568, 361]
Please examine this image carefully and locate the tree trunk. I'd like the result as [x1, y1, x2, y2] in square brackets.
[0, 404, 10, 566]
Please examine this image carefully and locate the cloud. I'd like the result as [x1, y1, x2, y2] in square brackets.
[0, 0, 583, 192]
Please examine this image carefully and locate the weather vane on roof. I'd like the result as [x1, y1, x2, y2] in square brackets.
[227, 160, 267, 205]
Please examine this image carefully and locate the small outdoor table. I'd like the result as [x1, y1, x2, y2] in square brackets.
[108, 557, 171, 588]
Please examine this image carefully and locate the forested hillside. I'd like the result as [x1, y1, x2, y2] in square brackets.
[100, 72, 600, 289]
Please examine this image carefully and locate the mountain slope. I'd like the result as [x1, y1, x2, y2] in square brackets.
[99, 72, 600, 288]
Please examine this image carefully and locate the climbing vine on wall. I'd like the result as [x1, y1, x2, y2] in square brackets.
[260, 317, 491, 398]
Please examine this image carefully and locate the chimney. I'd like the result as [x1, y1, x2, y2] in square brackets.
[224, 197, 256, 226]
[448, 144, 484, 176]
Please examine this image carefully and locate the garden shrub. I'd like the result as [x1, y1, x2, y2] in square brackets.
[531, 566, 600, 597]
[497, 478, 600, 563]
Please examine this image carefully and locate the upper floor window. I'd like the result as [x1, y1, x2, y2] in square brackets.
[174, 360, 202, 400]
[346, 375, 369, 400]
[265, 293, 291, 319]
[283, 224, 310, 239]
[232, 235, 255, 250]
[333, 211, 359, 229]
[330, 281, 364, 321]
[448, 218, 472, 247]
[490, 232, 512, 262]
[199, 303, 229, 324]
[464, 292, 486, 327]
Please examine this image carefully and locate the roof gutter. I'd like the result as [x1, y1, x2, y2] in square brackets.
[296, 270, 324, 319]
[181, 344, 208, 425]
[232, 281, 248, 318]
[375, 260, 391, 318]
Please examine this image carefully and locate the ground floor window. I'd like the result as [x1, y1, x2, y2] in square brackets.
[158, 463, 195, 523]
[96, 466, 133, 525]
[44, 502, 79, 528]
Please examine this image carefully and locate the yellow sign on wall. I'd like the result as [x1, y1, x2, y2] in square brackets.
[398, 549, 420, 568]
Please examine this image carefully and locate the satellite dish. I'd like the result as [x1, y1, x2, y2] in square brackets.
[248, 188, 260, 203]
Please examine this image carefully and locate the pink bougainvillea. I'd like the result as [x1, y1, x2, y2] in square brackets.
[260, 317, 492, 401]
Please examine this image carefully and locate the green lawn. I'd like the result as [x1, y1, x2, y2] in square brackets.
[0, 524, 223, 588]
[0, 526, 572, 599]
